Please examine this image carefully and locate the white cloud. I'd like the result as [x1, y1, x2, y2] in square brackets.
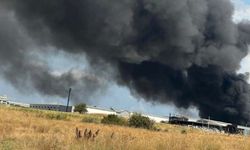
[231, 0, 250, 22]
[231, 0, 250, 81]
[238, 46, 250, 75]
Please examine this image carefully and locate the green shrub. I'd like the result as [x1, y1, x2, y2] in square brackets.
[128, 113, 155, 129]
[181, 129, 187, 134]
[163, 129, 169, 132]
[74, 103, 87, 113]
[81, 116, 100, 123]
[152, 126, 161, 132]
[45, 113, 68, 120]
[0, 138, 15, 150]
[101, 114, 127, 126]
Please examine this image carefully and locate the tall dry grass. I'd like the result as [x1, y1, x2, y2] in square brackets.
[0, 105, 250, 150]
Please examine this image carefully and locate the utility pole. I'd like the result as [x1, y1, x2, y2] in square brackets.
[208, 116, 210, 129]
[66, 88, 71, 112]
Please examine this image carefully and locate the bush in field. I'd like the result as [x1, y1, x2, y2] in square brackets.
[81, 116, 100, 124]
[45, 113, 68, 120]
[101, 114, 127, 126]
[128, 113, 155, 129]
[35, 111, 68, 120]
[74, 103, 87, 113]
[181, 129, 187, 134]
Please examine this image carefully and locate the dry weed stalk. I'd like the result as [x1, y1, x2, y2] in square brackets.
[111, 132, 115, 139]
[75, 127, 100, 141]
[75, 127, 82, 139]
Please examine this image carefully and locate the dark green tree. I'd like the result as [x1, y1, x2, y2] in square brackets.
[128, 113, 155, 129]
[101, 114, 127, 126]
[74, 103, 87, 113]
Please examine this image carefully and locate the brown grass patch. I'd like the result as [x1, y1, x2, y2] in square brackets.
[0, 105, 250, 150]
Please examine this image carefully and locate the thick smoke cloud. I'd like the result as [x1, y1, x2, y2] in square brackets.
[1, 0, 250, 124]
[119, 62, 250, 124]
[0, 7, 106, 104]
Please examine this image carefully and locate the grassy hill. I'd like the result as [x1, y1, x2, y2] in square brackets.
[0, 105, 250, 150]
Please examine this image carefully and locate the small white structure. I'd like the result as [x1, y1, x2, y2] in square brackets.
[116, 111, 133, 118]
[201, 119, 231, 127]
[0, 95, 8, 104]
[9, 101, 30, 107]
[86, 106, 116, 115]
[238, 126, 250, 136]
[0, 95, 30, 107]
[110, 107, 132, 117]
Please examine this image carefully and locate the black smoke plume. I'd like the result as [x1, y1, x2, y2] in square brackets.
[1, 0, 250, 124]
[0, 6, 107, 103]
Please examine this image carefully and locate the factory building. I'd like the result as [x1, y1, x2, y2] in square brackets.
[30, 104, 74, 112]
[86, 106, 116, 115]
[29, 104, 115, 114]
[0, 95, 8, 104]
[169, 115, 250, 135]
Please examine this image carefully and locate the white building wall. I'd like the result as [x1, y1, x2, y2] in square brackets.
[86, 107, 116, 115]
[144, 115, 168, 123]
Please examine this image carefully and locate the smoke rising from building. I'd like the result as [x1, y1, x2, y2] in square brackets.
[0, 0, 250, 124]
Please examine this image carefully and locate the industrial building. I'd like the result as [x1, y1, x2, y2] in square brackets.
[168, 115, 250, 135]
[29, 104, 116, 114]
[86, 106, 117, 115]
[30, 104, 74, 112]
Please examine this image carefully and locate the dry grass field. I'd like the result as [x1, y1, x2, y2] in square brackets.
[0, 105, 250, 150]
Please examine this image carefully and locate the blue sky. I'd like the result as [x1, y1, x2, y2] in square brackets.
[0, 50, 179, 117]
[0, 0, 250, 118]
